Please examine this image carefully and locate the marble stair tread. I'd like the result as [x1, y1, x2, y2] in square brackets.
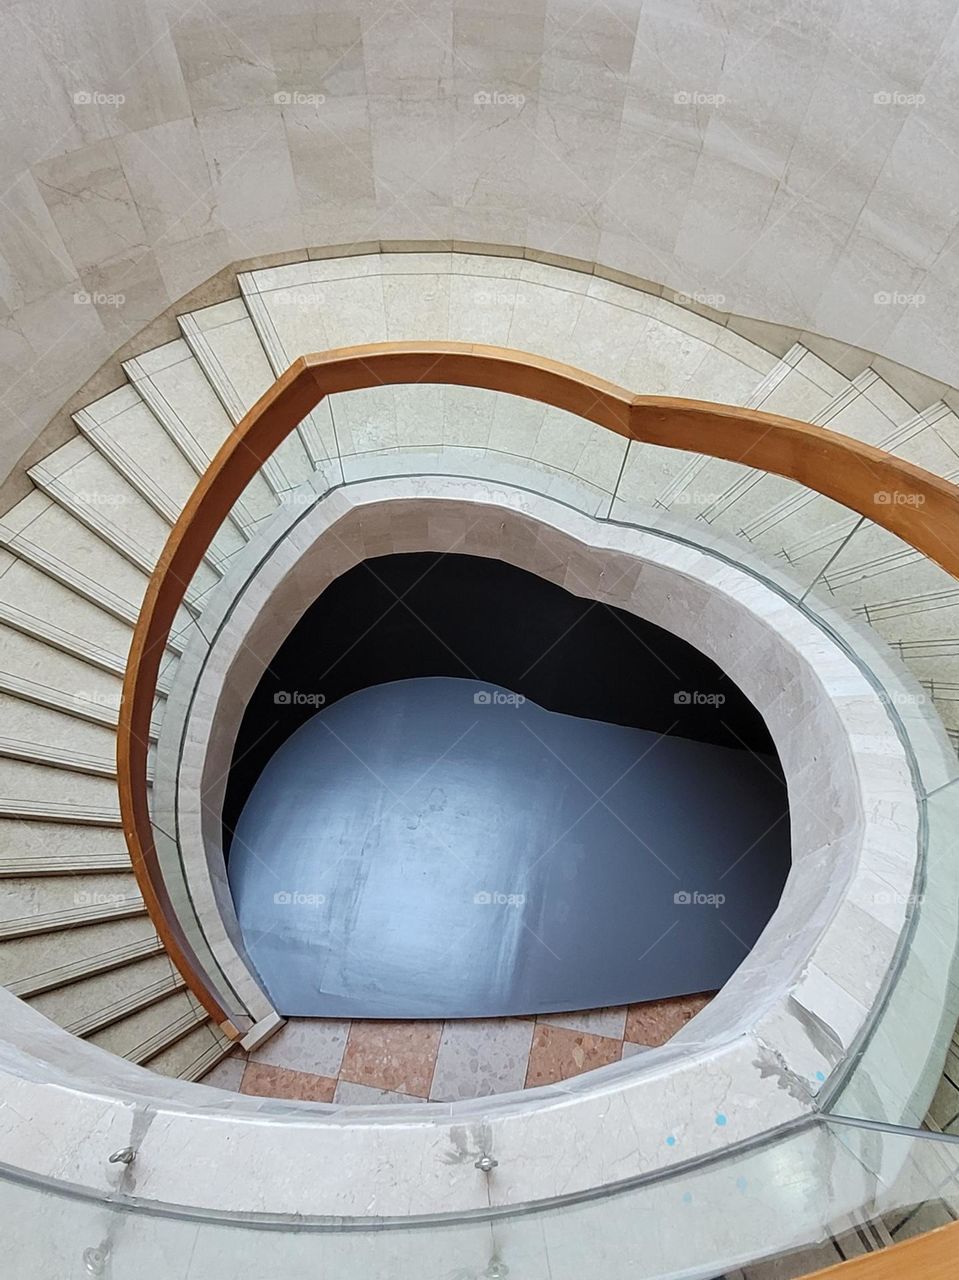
[30, 954, 185, 1039]
[0, 761, 122, 830]
[0, 817, 128, 862]
[144, 1019, 233, 1080]
[2, 923, 163, 997]
[0, 893, 145, 941]
[178, 298, 316, 495]
[73, 386, 246, 567]
[28, 436, 220, 602]
[85, 988, 209, 1064]
[0, 547, 178, 679]
[0, 867, 137, 917]
[0, 621, 123, 709]
[237, 269, 342, 470]
[0, 491, 194, 638]
[0, 667, 163, 738]
[124, 339, 279, 528]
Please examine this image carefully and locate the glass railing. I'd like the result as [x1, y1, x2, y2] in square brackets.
[4, 1115, 958, 1278]
[121, 373, 959, 1278]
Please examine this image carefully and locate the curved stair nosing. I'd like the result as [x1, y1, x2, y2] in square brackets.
[0, 597, 175, 696]
[8, 935, 164, 998]
[72, 403, 251, 562]
[177, 308, 312, 498]
[0, 670, 163, 738]
[122, 352, 275, 534]
[0, 897, 146, 941]
[0, 852, 134, 877]
[182, 1036, 235, 1082]
[64, 972, 187, 1040]
[26, 459, 220, 607]
[0, 799, 122, 827]
[125, 1007, 213, 1068]
[0, 519, 188, 646]
[0, 736, 130, 780]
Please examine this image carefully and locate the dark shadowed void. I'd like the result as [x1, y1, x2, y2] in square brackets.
[224, 552, 781, 855]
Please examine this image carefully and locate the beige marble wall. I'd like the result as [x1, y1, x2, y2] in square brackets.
[2, 0, 959, 480]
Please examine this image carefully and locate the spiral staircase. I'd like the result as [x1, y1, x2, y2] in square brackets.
[1, 249, 958, 1150]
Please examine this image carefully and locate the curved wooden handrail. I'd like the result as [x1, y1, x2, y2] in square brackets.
[118, 342, 959, 1027]
[801, 1217, 959, 1277]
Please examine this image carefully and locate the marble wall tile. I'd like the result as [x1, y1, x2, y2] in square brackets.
[0, 6, 105, 176]
[0, 173, 77, 310]
[285, 98, 379, 249]
[114, 120, 219, 248]
[33, 139, 150, 274]
[172, 16, 276, 115]
[269, 12, 367, 100]
[194, 108, 303, 257]
[85, 0, 191, 133]
[368, 97, 455, 241]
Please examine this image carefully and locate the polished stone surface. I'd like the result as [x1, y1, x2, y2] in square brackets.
[2, 1, 959, 477]
[229, 676, 789, 1017]
[207, 1000, 719, 1103]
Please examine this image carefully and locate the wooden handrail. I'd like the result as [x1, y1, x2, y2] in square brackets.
[801, 1218, 959, 1277]
[118, 342, 959, 1029]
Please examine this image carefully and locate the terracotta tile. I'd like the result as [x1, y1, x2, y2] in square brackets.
[624, 992, 715, 1047]
[339, 1020, 443, 1097]
[239, 1061, 336, 1102]
[524, 1024, 622, 1087]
